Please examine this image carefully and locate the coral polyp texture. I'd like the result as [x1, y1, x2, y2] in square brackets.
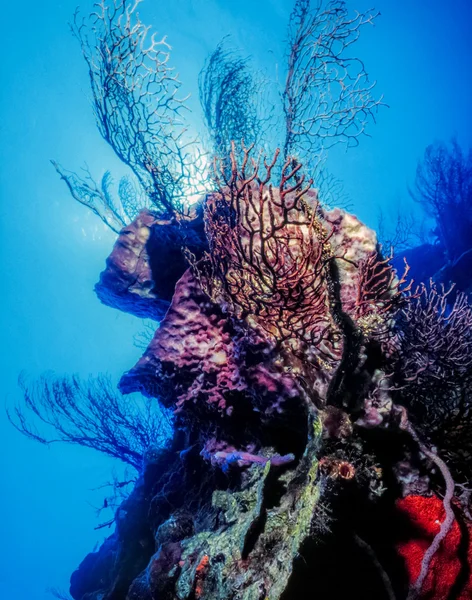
[71, 147, 472, 600]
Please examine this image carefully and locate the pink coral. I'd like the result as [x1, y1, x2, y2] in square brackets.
[120, 268, 301, 417]
[95, 209, 174, 320]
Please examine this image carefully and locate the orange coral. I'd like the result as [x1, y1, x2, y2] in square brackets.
[194, 555, 210, 598]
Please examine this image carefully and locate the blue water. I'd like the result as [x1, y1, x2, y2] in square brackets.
[1, 0, 471, 597]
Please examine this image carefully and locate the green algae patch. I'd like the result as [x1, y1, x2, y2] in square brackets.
[174, 412, 323, 600]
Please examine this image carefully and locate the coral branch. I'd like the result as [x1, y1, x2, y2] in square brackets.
[69, 0, 206, 217]
[8, 373, 171, 471]
[201, 143, 338, 365]
[283, 0, 384, 174]
[404, 282, 472, 377]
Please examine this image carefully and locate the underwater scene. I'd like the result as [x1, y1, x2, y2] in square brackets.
[2, 0, 472, 598]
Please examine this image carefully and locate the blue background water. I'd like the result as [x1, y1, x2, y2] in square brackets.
[1, 0, 471, 597]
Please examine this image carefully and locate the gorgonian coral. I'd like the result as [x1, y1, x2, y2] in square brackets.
[351, 250, 412, 340]
[186, 144, 413, 411]
[397, 282, 472, 383]
[392, 282, 472, 474]
[198, 143, 338, 363]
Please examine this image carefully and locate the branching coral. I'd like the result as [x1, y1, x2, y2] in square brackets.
[391, 281, 472, 471]
[352, 251, 412, 340]
[283, 0, 383, 171]
[410, 138, 472, 264]
[71, 0, 206, 217]
[201, 143, 338, 361]
[184, 143, 422, 420]
[199, 39, 270, 165]
[8, 373, 171, 471]
[397, 281, 472, 382]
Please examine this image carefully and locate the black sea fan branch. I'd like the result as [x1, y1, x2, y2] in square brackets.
[7, 372, 172, 471]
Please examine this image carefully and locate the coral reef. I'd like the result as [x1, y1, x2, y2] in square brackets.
[70, 147, 472, 600]
[34, 1, 471, 596]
